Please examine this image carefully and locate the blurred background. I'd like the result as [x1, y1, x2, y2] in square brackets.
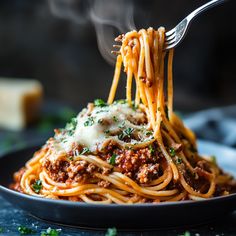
[0, 0, 236, 151]
[0, 0, 235, 111]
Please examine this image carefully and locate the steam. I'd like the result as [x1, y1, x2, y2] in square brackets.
[48, 0, 136, 64]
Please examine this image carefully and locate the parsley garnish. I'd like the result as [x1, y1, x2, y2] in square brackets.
[80, 147, 90, 155]
[109, 154, 117, 165]
[176, 157, 182, 164]
[123, 127, 134, 138]
[98, 118, 103, 124]
[84, 117, 94, 126]
[179, 231, 191, 236]
[145, 130, 153, 136]
[32, 180, 42, 194]
[105, 227, 117, 236]
[18, 226, 35, 235]
[113, 116, 118, 122]
[94, 99, 107, 107]
[40, 228, 61, 236]
[149, 145, 155, 155]
[104, 130, 110, 134]
[169, 147, 176, 157]
[118, 127, 134, 140]
[65, 117, 77, 135]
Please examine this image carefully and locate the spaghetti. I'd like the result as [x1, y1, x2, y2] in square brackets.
[12, 27, 235, 203]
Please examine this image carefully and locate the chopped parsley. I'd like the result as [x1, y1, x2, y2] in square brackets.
[109, 154, 117, 165]
[94, 99, 107, 107]
[169, 147, 176, 157]
[98, 118, 103, 124]
[149, 145, 155, 155]
[179, 231, 191, 236]
[176, 157, 183, 164]
[104, 130, 110, 134]
[65, 117, 77, 135]
[145, 130, 153, 136]
[118, 127, 134, 140]
[32, 180, 42, 194]
[123, 127, 134, 138]
[40, 228, 61, 236]
[80, 147, 90, 155]
[18, 226, 35, 235]
[105, 227, 117, 236]
[84, 117, 94, 126]
[113, 116, 118, 122]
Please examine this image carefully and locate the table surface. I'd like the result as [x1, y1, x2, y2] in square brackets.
[0, 195, 236, 236]
[1, 103, 236, 236]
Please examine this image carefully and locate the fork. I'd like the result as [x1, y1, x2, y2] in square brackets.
[165, 0, 228, 50]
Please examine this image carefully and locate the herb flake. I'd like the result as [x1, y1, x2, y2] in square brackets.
[149, 145, 155, 155]
[169, 147, 176, 157]
[105, 227, 117, 236]
[94, 99, 107, 107]
[32, 180, 42, 194]
[109, 154, 117, 165]
[40, 228, 61, 236]
[84, 117, 94, 127]
[18, 226, 35, 235]
[80, 147, 90, 155]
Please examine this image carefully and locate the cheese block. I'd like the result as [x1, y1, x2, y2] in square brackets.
[0, 78, 43, 130]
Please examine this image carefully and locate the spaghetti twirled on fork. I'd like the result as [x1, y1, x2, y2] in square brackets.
[11, 27, 235, 203]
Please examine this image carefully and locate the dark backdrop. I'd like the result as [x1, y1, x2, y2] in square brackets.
[0, 0, 235, 111]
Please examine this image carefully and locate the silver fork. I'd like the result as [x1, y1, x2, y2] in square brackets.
[165, 0, 228, 50]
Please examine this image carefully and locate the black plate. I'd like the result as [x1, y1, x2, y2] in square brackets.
[0, 141, 236, 229]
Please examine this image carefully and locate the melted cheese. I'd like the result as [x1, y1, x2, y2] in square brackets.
[53, 103, 153, 154]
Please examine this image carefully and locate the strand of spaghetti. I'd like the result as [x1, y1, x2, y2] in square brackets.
[140, 29, 152, 80]
[74, 155, 113, 169]
[166, 191, 187, 202]
[152, 30, 159, 99]
[40, 170, 80, 189]
[154, 122, 179, 181]
[113, 172, 178, 197]
[107, 54, 122, 104]
[126, 57, 133, 106]
[26, 149, 46, 168]
[144, 166, 172, 190]
[167, 49, 174, 122]
[80, 194, 112, 204]
[180, 172, 216, 198]
[137, 36, 148, 106]
[95, 173, 175, 200]
[82, 188, 130, 202]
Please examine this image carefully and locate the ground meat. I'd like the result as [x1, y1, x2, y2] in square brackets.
[43, 159, 98, 183]
[98, 180, 111, 188]
[136, 163, 159, 184]
[99, 146, 162, 184]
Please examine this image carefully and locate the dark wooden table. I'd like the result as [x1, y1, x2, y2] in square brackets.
[1, 195, 236, 236]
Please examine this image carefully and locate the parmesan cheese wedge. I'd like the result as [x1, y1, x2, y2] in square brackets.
[0, 78, 43, 130]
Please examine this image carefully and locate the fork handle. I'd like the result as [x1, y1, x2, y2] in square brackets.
[187, 0, 228, 21]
